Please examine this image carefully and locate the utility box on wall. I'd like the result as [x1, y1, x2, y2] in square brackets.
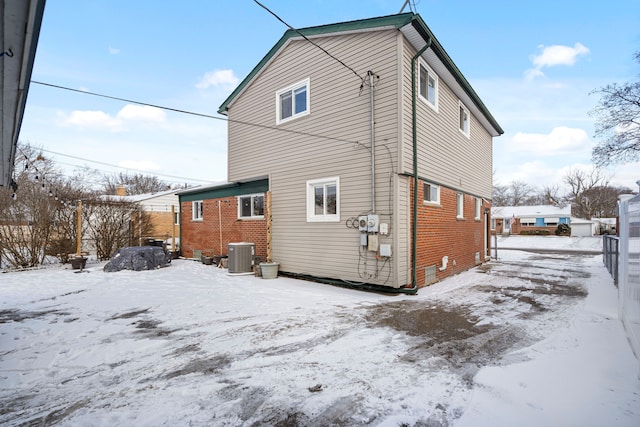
[228, 242, 255, 273]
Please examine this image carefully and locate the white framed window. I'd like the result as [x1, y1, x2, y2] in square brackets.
[456, 193, 464, 219]
[423, 182, 440, 205]
[276, 78, 310, 124]
[174, 211, 180, 225]
[238, 194, 264, 219]
[459, 101, 470, 137]
[192, 201, 203, 221]
[418, 59, 438, 110]
[306, 177, 339, 222]
[475, 198, 482, 220]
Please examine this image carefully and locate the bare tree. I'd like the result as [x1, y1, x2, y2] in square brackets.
[492, 184, 510, 206]
[0, 145, 61, 267]
[563, 167, 610, 219]
[102, 172, 169, 195]
[591, 51, 640, 166]
[510, 181, 537, 206]
[541, 184, 565, 207]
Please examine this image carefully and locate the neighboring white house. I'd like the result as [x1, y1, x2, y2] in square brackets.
[569, 217, 595, 237]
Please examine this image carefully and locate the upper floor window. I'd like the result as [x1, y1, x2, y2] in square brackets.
[192, 201, 203, 221]
[307, 177, 339, 222]
[276, 78, 310, 124]
[423, 182, 440, 205]
[418, 60, 438, 110]
[459, 101, 470, 138]
[238, 194, 264, 219]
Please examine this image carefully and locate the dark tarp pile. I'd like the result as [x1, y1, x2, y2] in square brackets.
[103, 246, 171, 272]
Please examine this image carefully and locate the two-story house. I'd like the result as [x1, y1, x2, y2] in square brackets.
[179, 12, 502, 291]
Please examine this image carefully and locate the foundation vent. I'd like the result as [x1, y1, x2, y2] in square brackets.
[425, 265, 437, 286]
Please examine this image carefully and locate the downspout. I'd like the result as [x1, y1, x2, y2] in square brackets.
[410, 38, 432, 291]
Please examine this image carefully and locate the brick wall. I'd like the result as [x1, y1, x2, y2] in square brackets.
[413, 181, 490, 287]
[181, 196, 267, 260]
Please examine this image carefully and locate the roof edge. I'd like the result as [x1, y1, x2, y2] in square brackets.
[217, 13, 414, 115]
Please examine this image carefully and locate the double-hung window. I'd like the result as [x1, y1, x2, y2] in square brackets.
[238, 194, 264, 219]
[276, 78, 310, 124]
[459, 101, 470, 137]
[423, 182, 440, 205]
[307, 177, 339, 222]
[192, 201, 203, 221]
[418, 60, 438, 110]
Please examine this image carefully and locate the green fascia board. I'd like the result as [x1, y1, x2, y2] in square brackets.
[409, 15, 504, 135]
[217, 13, 414, 115]
[178, 179, 269, 203]
[217, 12, 502, 135]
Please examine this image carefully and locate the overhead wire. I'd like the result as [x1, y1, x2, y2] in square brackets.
[252, 0, 364, 83]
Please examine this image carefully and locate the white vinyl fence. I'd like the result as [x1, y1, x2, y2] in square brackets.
[617, 193, 640, 375]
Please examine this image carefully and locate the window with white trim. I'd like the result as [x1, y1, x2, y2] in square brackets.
[459, 101, 470, 137]
[456, 193, 464, 218]
[238, 194, 264, 219]
[423, 182, 440, 204]
[418, 60, 438, 110]
[276, 78, 310, 124]
[307, 177, 339, 222]
[192, 201, 203, 221]
[475, 197, 481, 220]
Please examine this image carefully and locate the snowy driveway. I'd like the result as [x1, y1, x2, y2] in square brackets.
[1, 240, 639, 426]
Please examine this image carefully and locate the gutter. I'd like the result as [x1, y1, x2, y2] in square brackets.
[410, 38, 432, 292]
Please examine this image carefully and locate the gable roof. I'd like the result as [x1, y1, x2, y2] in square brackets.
[491, 205, 572, 218]
[218, 12, 503, 136]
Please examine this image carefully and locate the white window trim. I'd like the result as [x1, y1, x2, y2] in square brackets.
[192, 200, 203, 221]
[475, 197, 481, 220]
[306, 177, 340, 222]
[456, 193, 464, 219]
[417, 59, 439, 112]
[459, 101, 470, 138]
[237, 193, 265, 220]
[423, 182, 440, 206]
[276, 78, 310, 125]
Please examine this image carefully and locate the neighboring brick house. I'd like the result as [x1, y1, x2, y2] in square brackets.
[180, 12, 502, 291]
[491, 205, 571, 235]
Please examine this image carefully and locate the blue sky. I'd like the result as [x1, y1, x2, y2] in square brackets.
[19, 0, 640, 191]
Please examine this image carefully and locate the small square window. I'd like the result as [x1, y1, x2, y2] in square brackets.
[276, 78, 310, 124]
[192, 201, 203, 221]
[423, 182, 440, 204]
[459, 101, 470, 137]
[238, 194, 264, 219]
[307, 177, 339, 222]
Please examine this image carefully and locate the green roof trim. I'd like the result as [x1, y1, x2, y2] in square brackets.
[217, 13, 414, 115]
[217, 12, 502, 135]
[178, 179, 269, 202]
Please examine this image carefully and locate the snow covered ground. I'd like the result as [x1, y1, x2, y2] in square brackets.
[0, 235, 638, 426]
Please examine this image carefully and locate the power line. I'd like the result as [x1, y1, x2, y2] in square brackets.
[252, 0, 364, 82]
[38, 147, 217, 183]
[30, 80, 367, 149]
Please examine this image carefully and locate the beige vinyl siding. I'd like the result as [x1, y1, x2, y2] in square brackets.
[399, 39, 493, 199]
[227, 29, 402, 286]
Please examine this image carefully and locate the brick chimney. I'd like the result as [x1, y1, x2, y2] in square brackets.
[116, 185, 126, 196]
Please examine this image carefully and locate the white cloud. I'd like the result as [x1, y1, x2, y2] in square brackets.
[62, 110, 122, 131]
[196, 69, 239, 89]
[525, 42, 590, 80]
[117, 105, 166, 123]
[108, 46, 120, 55]
[118, 159, 161, 171]
[511, 126, 591, 156]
